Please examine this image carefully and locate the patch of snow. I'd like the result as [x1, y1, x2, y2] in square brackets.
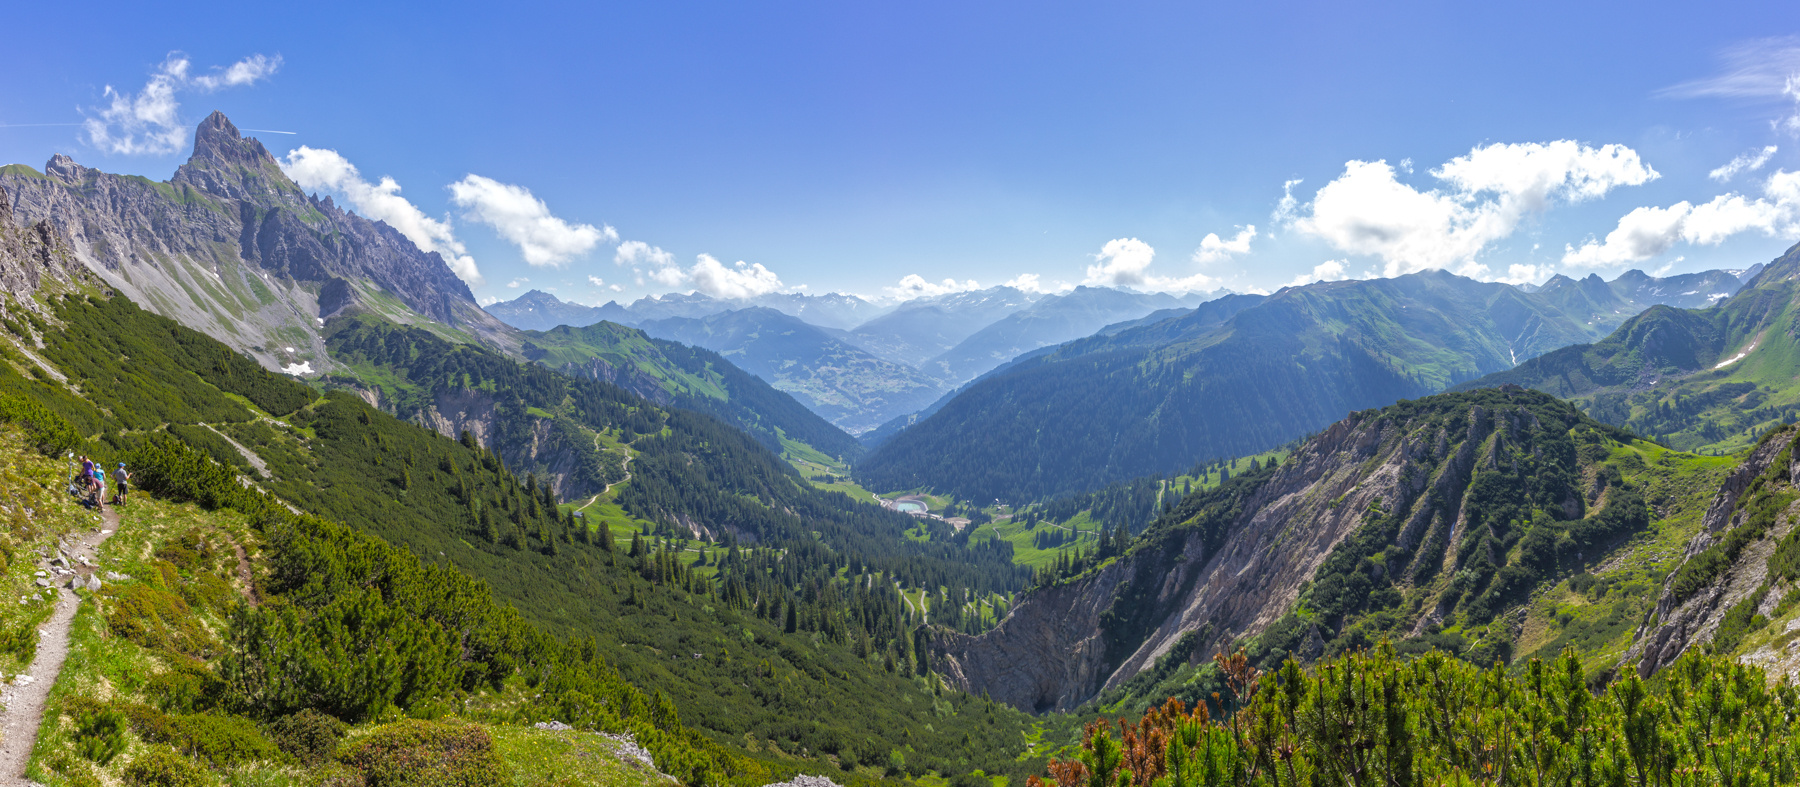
[283, 346, 296, 353]
[316, 318, 325, 325]
[282, 362, 314, 375]
[1714, 343, 1757, 369]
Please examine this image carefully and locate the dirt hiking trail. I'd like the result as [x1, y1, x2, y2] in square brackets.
[0, 505, 118, 783]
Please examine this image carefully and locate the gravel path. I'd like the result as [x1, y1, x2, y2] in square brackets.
[0, 507, 118, 782]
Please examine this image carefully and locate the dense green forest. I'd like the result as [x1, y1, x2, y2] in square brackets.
[0, 293, 1060, 784]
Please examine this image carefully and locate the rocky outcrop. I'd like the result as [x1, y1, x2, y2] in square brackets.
[1624, 429, 1800, 677]
[932, 386, 1582, 712]
[0, 186, 96, 308]
[559, 358, 678, 407]
[0, 112, 516, 373]
[404, 387, 616, 501]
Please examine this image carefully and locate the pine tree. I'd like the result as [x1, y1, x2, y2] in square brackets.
[784, 599, 799, 633]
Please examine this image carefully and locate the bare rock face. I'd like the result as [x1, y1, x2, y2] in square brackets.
[0, 186, 96, 307]
[931, 386, 1579, 712]
[1624, 429, 1800, 678]
[0, 111, 515, 373]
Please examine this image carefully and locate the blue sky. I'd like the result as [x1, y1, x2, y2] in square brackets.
[4, 1, 1800, 305]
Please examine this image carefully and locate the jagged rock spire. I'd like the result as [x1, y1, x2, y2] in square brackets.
[172, 111, 296, 203]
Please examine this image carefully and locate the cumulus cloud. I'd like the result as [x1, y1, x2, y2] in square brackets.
[587, 275, 605, 287]
[1500, 264, 1550, 285]
[1193, 225, 1257, 264]
[506, 278, 528, 288]
[1003, 273, 1074, 295]
[1284, 260, 1350, 288]
[84, 52, 281, 155]
[1562, 182, 1799, 267]
[640, 252, 785, 299]
[1711, 146, 1779, 182]
[610, 284, 624, 292]
[1287, 144, 1654, 277]
[1083, 238, 1218, 294]
[687, 254, 784, 298]
[885, 275, 983, 299]
[615, 240, 674, 268]
[1288, 142, 1656, 276]
[447, 175, 614, 266]
[479, 296, 501, 306]
[280, 146, 482, 284]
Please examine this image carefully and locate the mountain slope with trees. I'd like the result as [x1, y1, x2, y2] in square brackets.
[1459, 241, 1800, 454]
[0, 287, 1056, 784]
[860, 267, 1761, 503]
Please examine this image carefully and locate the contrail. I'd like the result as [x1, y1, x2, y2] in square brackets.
[242, 129, 297, 135]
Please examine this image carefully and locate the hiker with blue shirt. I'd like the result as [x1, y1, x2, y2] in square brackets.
[113, 463, 130, 506]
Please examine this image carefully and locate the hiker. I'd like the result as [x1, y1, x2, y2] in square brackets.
[76, 455, 102, 508]
[90, 460, 106, 511]
[112, 463, 130, 505]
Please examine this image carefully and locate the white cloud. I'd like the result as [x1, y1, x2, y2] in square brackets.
[478, 296, 501, 306]
[1562, 175, 1800, 267]
[641, 252, 785, 298]
[191, 54, 282, 90]
[615, 240, 674, 267]
[885, 274, 983, 299]
[609, 284, 624, 292]
[1192, 225, 1257, 264]
[84, 53, 280, 156]
[1085, 238, 1156, 286]
[280, 146, 482, 284]
[1284, 260, 1350, 288]
[1003, 273, 1074, 295]
[447, 175, 614, 266]
[1500, 264, 1549, 285]
[1271, 179, 1303, 225]
[587, 275, 605, 287]
[1710, 146, 1778, 182]
[687, 254, 784, 298]
[1660, 36, 1800, 100]
[1292, 141, 1657, 276]
[1661, 37, 1800, 136]
[506, 278, 528, 288]
[1082, 238, 1218, 294]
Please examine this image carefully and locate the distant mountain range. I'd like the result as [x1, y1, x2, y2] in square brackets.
[858, 266, 1765, 502]
[487, 288, 890, 332]
[633, 308, 942, 434]
[1458, 244, 1798, 453]
[487, 285, 1211, 431]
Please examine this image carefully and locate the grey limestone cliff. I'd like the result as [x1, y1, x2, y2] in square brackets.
[0, 112, 514, 373]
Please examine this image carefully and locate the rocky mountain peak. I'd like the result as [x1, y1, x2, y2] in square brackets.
[191, 111, 271, 167]
[172, 111, 296, 203]
[44, 154, 87, 184]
